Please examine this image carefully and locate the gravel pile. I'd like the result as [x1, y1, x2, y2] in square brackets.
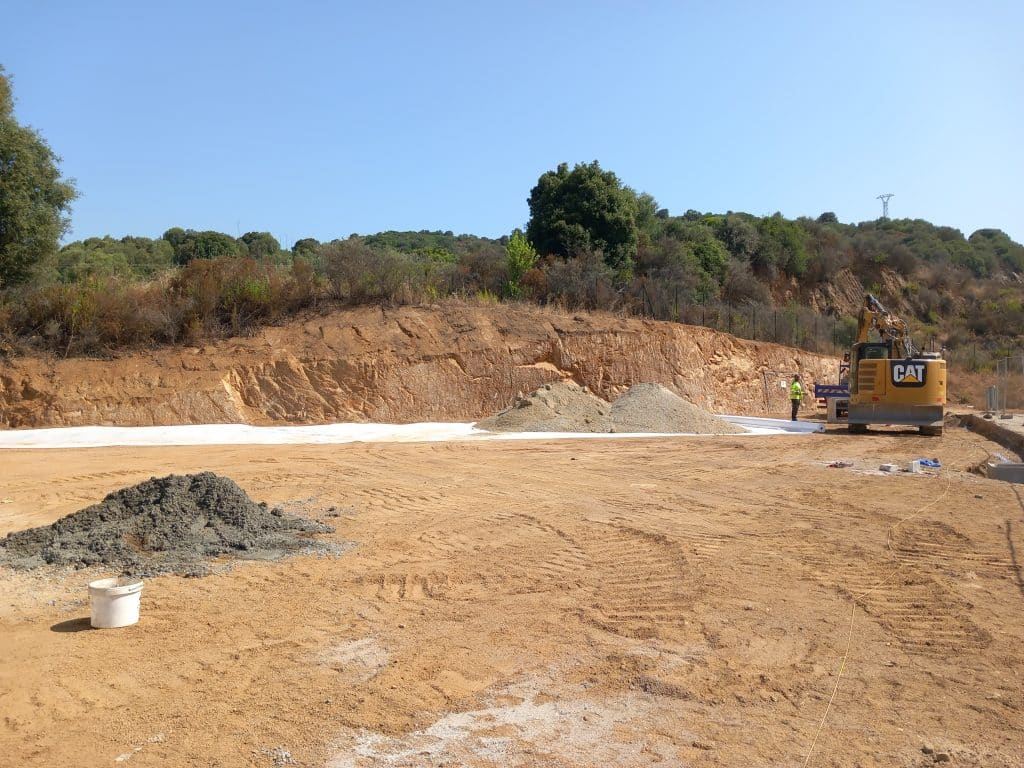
[609, 383, 746, 434]
[0, 472, 336, 577]
[476, 381, 612, 433]
[476, 381, 745, 435]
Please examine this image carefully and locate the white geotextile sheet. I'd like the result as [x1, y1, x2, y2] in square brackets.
[0, 417, 814, 449]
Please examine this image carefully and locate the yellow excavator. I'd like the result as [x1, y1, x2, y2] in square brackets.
[848, 294, 946, 436]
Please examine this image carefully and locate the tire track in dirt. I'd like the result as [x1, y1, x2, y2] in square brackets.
[391, 510, 703, 645]
[775, 531, 991, 656]
[492, 512, 591, 583]
[608, 510, 736, 567]
[577, 523, 698, 639]
[889, 519, 1016, 578]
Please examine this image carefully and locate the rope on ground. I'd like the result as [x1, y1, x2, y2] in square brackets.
[800, 476, 953, 768]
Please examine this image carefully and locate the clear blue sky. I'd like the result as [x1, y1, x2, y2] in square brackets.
[6, 0, 1023, 246]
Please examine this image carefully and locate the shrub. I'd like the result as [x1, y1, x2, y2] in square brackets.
[323, 240, 409, 304]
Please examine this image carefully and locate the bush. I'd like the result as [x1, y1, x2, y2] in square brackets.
[721, 259, 771, 304]
[322, 239, 411, 304]
[540, 251, 621, 310]
[0, 256, 318, 354]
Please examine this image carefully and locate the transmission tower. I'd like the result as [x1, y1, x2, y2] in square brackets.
[876, 193, 894, 219]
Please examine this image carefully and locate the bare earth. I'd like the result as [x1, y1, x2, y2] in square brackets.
[1, 425, 1022, 767]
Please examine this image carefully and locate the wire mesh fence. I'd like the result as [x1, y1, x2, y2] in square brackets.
[629, 281, 857, 357]
[994, 355, 1024, 412]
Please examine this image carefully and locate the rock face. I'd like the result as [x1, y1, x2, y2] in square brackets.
[0, 303, 840, 428]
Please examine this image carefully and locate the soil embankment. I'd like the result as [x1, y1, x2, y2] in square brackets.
[0, 303, 839, 428]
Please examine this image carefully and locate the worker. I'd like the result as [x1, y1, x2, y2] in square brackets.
[790, 374, 804, 421]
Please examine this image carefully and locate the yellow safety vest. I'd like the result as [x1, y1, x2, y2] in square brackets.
[790, 381, 803, 400]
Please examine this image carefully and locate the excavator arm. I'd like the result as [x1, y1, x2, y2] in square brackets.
[856, 294, 916, 357]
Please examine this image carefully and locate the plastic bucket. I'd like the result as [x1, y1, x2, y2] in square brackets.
[88, 578, 144, 629]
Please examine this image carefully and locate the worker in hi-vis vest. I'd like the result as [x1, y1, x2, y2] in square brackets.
[789, 374, 804, 421]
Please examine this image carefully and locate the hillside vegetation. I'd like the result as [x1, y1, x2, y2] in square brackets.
[3, 210, 1021, 370]
[2, 64, 1021, 369]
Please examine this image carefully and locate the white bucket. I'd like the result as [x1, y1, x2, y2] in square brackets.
[88, 577, 144, 629]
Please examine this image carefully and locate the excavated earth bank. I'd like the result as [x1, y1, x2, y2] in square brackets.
[0, 472, 335, 576]
[477, 381, 746, 434]
[0, 304, 840, 428]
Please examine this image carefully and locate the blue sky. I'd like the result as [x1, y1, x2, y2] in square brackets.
[5, 1, 1023, 246]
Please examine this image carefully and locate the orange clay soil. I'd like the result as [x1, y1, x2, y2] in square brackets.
[1, 424, 1022, 767]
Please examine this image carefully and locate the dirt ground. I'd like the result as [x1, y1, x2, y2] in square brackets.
[1, 424, 1023, 767]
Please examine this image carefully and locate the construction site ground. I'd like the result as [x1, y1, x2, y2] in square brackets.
[1, 422, 1022, 767]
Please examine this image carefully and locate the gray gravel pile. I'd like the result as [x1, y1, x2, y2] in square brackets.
[0, 472, 335, 576]
[609, 383, 746, 434]
[475, 381, 612, 433]
[476, 381, 745, 435]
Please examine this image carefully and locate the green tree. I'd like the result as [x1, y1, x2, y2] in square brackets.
[239, 231, 281, 261]
[162, 228, 240, 265]
[505, 229, 537, 297]
[526, 161, 656, 272]
[51, 235, 175, 281]
[754, 214, 809, 277]
[292, 237, 320, 259]
[969, 229, 1024, 273]
[0, 66, 78, 288]
[714, 213, 760, 262]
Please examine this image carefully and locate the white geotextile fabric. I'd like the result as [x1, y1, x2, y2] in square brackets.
[0, 416, 817, 449]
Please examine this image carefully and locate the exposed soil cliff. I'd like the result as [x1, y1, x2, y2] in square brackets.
[0, 303, 839, 428]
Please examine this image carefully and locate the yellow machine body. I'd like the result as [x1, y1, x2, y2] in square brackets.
[848, 343, 946, 433]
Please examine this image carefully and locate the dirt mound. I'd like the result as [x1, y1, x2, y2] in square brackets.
[475, 381, 611, 432]
[609, 383, 746, 434]
[476, 381, 746, 434]
[0, 472, 335, 576]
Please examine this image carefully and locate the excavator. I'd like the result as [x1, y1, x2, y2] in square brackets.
[847, 294, 946, 436]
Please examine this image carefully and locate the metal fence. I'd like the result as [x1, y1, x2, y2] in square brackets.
[631, 283, 856, 357]
[994, 355, 1024, 412]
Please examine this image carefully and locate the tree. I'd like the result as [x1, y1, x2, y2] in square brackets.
[754, 214, 809, 277]
[161, 228, 241, 265]
[0, 66, 77, 288]
[505, 229, 538, 297]
[51, 235, 175, 282]
[713, 213, 760, 262]
[526, 161, 656, 272]
[292, 237, 320, 259]
[239, 231, 281, 261]
[969, 229, 1024, 273]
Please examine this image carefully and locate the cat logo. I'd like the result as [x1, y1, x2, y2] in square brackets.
[892, 362, 927, 387]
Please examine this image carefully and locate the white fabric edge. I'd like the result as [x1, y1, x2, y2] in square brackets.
[0, 420, 814, 449]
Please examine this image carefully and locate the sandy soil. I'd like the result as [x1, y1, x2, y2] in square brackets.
[1, 424, 1022, 767]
